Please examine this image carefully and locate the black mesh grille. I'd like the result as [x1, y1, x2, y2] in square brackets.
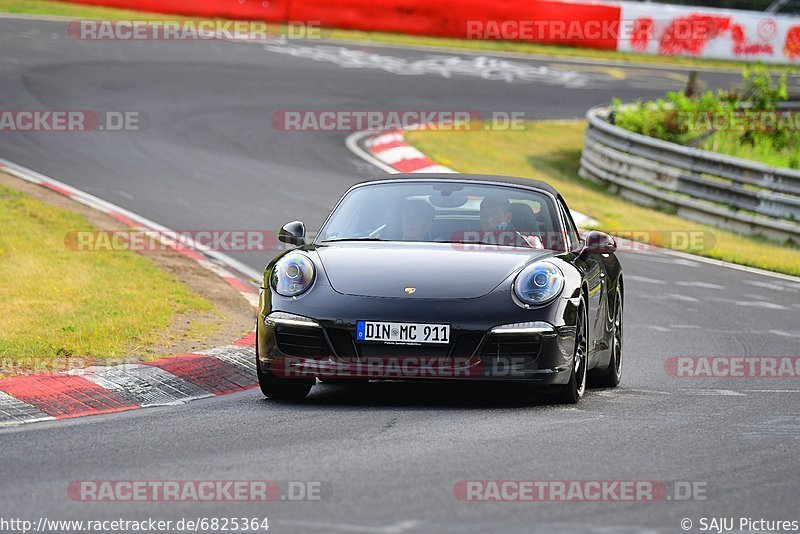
[482, 335, 541, 362]
[450, 333, 483, 359]
[324, 331, 484, 363]
[275, 325, 329, 358]
[326, 328, 357, 360]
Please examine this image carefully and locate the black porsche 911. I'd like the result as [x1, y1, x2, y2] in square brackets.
[256, 174, 623, 404]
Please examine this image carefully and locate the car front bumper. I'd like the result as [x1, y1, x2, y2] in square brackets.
[257, 286, 580, 385]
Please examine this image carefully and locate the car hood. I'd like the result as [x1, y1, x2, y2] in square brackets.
[314, 242, 553, 299]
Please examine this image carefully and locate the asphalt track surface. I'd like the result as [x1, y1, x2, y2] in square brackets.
[1, 16, 799, 534]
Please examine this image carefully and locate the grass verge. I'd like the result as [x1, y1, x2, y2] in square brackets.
[0, 174, 251, 376]
[700, 130, 800, 169]
[405, 121, 800, 276]
[0, 0, 791, 71]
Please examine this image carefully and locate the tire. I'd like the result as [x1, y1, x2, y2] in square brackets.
[543, 295, 588, 405]
[255, 327, 313, 400]
[257, 360, 313, 400]
[591, 286, 623, 388]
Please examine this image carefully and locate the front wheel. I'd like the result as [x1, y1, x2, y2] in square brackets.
[257, 361, 313, 400]
[591, 286, 623, 388]
[255, 326, 313, 400]
[543, 296, 588, 405]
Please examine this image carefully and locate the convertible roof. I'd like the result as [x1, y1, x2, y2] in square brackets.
[360, 173, 560, 197]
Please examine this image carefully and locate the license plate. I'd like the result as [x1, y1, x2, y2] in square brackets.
[356, 321, 450, 344]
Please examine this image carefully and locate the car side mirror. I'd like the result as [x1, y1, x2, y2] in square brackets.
[583, 230, 616, 254]
[279, 221, 306, 246]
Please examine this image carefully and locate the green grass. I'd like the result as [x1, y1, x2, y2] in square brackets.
[1, 0, 793, 71]
[0, 183, 213, 372]
[405, 121, 800, 276]
[700, 131, 800, 169]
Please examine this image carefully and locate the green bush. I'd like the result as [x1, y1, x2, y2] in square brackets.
[611, 65, 799, 169]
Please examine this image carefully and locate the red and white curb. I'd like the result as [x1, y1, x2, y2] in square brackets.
[360, 130, 455, 174]
[0, 158, 261, 427]
[345, 129, 598, 228]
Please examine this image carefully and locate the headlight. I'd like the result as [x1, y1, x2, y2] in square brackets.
[271, 253, 315, 297]
[513, 261, 564, 306]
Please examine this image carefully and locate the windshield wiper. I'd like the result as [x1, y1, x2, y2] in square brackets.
[321, 237, 389, 243]
[439, 239, 526, 248]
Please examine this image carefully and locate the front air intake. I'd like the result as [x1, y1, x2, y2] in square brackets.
[275, 325, 330, 358]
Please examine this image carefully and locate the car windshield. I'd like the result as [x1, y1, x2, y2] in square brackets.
[317, 181, 567, 251]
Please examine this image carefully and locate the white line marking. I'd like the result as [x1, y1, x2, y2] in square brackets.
[627, 275, 667, 285]
[667, 293, 699, 302]
[262, 41, 593, 87]
[707, 296, 790, 311]
[0, 13, 75, 22]
[745, 280, 799, 292]
[675, 281, 724, 290]
[680, 389, 746, 396]
[321, 36, 743, 74]
[656, 246, 800, 283]
[769, 330, 800, 338]
[736, 301, 789, 310]
[625, 389, 673, 395]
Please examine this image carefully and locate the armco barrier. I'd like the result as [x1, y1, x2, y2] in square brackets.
[579, 104, 800, 244]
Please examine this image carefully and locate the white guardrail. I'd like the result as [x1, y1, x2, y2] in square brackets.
[579, 104, 800, 245]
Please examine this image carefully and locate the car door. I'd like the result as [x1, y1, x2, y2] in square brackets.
[558, 198, 607, 363]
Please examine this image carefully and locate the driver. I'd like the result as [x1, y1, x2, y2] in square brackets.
[479, 197, 543, 249]
[401, 199, 435, 241]
[480, 197, 514, 233]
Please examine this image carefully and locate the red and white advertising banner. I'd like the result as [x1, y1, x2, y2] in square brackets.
[617, 1, 800, 64]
